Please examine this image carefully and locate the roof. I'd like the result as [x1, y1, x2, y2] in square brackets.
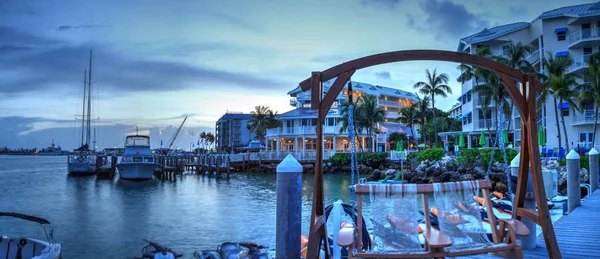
[217, 113, 253, 121]
[379, 123, 413, 136]
[539, 2, 600, 19]
[288, 79, 418, 101]
[459, 22, 530, 47]
[277, 108, 337, 119]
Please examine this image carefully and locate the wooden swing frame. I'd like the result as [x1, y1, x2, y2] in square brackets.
[298, 50, 561, 259]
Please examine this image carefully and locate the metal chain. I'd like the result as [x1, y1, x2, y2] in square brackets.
[349, 104, 359, 204]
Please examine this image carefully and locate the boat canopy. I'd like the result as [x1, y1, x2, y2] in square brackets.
[126, 136, 150, 147]
[0, 212, 51, 225]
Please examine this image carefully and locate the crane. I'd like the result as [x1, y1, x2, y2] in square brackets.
[163, 116, 188, 154]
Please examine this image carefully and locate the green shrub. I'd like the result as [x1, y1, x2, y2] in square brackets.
[358, 152, 388, 167]
[329, 153, 350, 166]
[457, 148, 479, 167]
[479, 148, 518, 169]
[557, 158, 566, 167]
[407, 151, 419, 160]
[581, 155, 590, 171]
[416, 148, 445, 162]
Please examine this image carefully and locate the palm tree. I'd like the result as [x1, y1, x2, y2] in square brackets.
[414, 69, 452, 147]
[206, 132, 215, 152]
[549, 72, 581, 151]
[339, 98, 365, 151]
[580, 53, 600, 147]
[397, 102, 419, 146]
[247, 105, 281, 145]
[356, 95, 385, 152]
[494, 42, 534, 133]
[415, 95, 431, 146]
[199, 132, 207, 153]
[540, 53, 574, 150]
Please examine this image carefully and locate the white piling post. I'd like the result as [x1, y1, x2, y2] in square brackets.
[332, 200, 343, 259]
[567, 150, 581, 213]
[276, 154, 302, 259]
[589, 148, 599, 192]
[510, 153, 536, 249]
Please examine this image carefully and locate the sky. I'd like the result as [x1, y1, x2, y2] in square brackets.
[0, 0, 594, 150]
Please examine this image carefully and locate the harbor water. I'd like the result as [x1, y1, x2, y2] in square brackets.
[0, 155, 354, 258]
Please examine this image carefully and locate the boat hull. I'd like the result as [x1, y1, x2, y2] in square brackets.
[117, 163, 156, 180]
[67, 162, 96, 175]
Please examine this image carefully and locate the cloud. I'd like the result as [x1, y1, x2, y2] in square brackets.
[509, 6, 528, 17]
[413, 0, 489, 40]
[204, 10, 261, 32]
[0, 1, 39, 16]
[360, 0, 402, 9]
[56, 24, 111, 31]
[0, 27, 290, 95]
[375, 71, 391, 80]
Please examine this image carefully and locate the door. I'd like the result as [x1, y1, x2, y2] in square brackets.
[582, 23, 591, 39]
[579, 132, 594, 148]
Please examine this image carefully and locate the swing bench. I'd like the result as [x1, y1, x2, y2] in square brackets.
[337, 180, 529, 259]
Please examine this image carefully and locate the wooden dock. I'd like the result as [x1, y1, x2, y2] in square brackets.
[467, 189, 600, 259]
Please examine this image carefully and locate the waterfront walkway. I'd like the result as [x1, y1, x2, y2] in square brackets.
[469, 189, 600, 259]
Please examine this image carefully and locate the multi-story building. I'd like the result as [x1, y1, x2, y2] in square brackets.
[215, 112, 255, 151]
[455, 2, 600, 149]
[448, 102, 462, 119]
[265, 79, 418, 154]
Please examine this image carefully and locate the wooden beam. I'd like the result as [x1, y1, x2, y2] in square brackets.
[498, 73, 527, 119]
[515, 208, 539, 223]
[513, 79, 529, 221]
[299, 50, 539, 91]
[526, 76, 561, 259]
[310, 72, 321, 110]
[353, 180, 492, 194]
[319, 70, 355, 121]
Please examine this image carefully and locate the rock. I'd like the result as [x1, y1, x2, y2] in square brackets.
[459, 173, 475, 182]
[371, 169, 382, 180]
[340, 165, 351, 171]
[385, 169, 396, 176]
[581, 168, 590, 183]
[432, 172, 453, 183]
[494, 182, 508, 193]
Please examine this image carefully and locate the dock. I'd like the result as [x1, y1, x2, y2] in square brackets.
[468, 189, 600, 259]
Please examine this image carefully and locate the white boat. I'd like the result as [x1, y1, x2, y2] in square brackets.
[0, 212, 62, 259]
[67, 49, 97, 176]
[117, 133, 157, 180]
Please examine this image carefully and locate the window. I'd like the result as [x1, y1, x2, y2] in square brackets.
[301, 119, 308, 126]
[557, 31, 566, 41]
[582, 23, 591, 39]
[327, 118, 334, 126]
[311, 119, 318, 126]
[286, 120, 293, 128]
[467, 92, 472, 102]
[562, 108, 569, 117]
[584, 47, 593, 55]
[502, 45, 510, 56]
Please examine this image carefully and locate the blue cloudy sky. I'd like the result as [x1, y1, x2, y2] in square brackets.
[0, 0, 592, 150]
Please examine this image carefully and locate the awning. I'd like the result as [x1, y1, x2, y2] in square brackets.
[457, 111, 472, 121]
[558, 102, 569, 109]
[457, 90, 470, 101]
[556, 51, 569, 57]
[554, 27, 567, 33]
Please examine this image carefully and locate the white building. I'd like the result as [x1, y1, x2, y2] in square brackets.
[455, 1, 600, 150]
[265, 79, 418, 154]
[448, 102, 462, 119]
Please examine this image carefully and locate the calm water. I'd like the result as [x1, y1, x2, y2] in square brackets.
[0, 155, 355, 258]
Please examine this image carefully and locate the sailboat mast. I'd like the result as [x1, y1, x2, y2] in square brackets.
[81, 70, 87, 147]
[86, 49, 93, 147]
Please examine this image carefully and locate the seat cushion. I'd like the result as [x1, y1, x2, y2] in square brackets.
[6, 241, 18, 259]
[0, 237, 9, 259]
[20, 242, 35, 259]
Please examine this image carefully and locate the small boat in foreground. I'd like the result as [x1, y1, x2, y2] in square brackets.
[117, 132, 157, 180]
[0, 212, 62, 259]
[135, 240, 183, 259]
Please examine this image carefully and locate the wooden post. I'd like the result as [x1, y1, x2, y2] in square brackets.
[566, 149, 581, 213]
[510, 153, 536, 249]
[276, 154, 303, 259]
[590, 148, 599, 192]
[227, 155, 231, 179]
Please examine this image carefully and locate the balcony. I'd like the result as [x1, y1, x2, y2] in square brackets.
[573, 109, 597, 126]
[569, 28, 600, 48]
[477, 119, 495, 130]
[290, 97, 297, 106]
[266, 126, 348, 136]
[525, 48, 541, 65]
[378, 99, 408, 108]
[569, 54, 591, 74]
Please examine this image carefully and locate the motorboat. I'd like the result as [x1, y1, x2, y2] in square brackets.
[194, 242, 272, 259]
[0, 212, 61, 259]
[134, 240, 182, 259]
[117, 133, 157, 180]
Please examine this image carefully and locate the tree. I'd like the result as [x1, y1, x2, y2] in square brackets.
[415, 95, 431, 145]
[339, 98, 365, 151]
[549, 72, 581, 151]
[205, 132, 215, 152]
[539, 52, 573, 151]
[414, 69, 452, 148]
[397, 102, 419, 145]
[199, 132, 207, 153]
[388, 132, 407, 149]
[580, 52, 600, 147]
[246, 106, 281, 145]
[356, 95, 385, 152]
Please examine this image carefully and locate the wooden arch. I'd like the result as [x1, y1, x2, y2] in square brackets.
[301, 50, 561, 259]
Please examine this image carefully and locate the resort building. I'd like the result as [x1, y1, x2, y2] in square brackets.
[265, 79, 418, 155]
[215, 112, 255, 151]
[448, 103, 462, 119]
[454, 1, 600, 150]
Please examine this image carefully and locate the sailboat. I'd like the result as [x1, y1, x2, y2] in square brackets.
[67, 50, 97, 176]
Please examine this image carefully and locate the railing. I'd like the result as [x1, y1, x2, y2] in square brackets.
[525, 48, 541, 65]
[290, 98, 297, 106]
[228, 150, 416, 162]
[569, 28, 600, 46]
[378, 99, 407, 108]
[266, 126, 348, 136]
[477, 119, 495, 129]
[569, 54, 591, 73]
[573, 109, 596, 124]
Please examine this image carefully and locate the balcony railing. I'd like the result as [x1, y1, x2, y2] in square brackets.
[569, 28, 600, 47]
[525, 48, 541, 65]
[573, 109, 597, 125]
[378, 99, 408, 108]
[569, 54, 591, 73]
[477, 119, 495, 129]
[266, 126, 348, 136]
